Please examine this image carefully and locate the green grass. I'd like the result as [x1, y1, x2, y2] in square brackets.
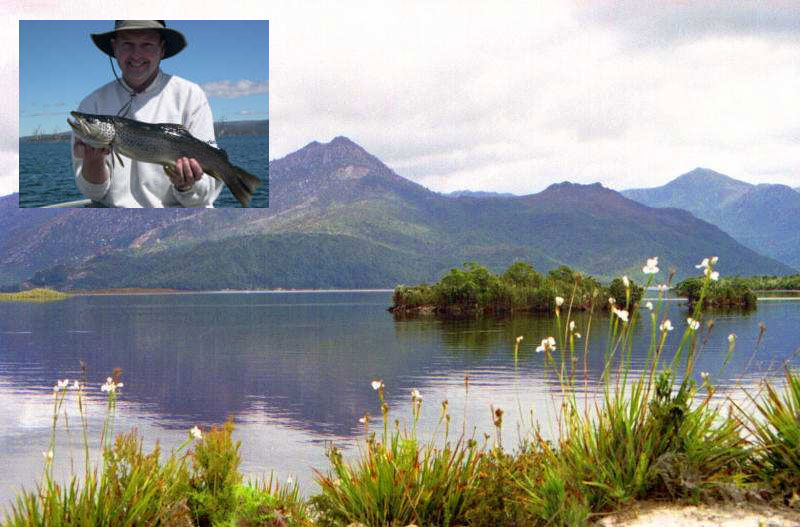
[312, 386, 483, 527]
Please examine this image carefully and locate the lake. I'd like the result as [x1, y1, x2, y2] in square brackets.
[17, 134, 268, 208]
[1, 291, 799, 506]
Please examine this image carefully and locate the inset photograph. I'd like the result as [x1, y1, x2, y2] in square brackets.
[19, 20, 269, 208]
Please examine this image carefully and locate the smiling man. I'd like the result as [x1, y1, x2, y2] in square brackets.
[72, 20, 222, 207]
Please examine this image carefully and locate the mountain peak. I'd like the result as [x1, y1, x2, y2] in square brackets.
[267, 136, 435, 213]
[674, 167, 750, 188]
[329, 136, 358, 146]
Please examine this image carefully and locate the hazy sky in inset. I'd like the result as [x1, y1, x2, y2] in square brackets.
[2, 1, 799, 198]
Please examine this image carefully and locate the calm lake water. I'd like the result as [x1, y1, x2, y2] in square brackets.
[18, 134, 268, 208]
[1, 291, 798, 506]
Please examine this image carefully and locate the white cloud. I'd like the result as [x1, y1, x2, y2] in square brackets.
[201, 79, 268, 99]
[267, 2, 800, 192]
[578, 0, 800, 47]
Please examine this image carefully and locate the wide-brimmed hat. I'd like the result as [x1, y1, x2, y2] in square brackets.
[91, 20, 187, 59]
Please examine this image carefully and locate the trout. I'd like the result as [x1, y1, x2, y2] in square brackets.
[68, 111, 261, 207]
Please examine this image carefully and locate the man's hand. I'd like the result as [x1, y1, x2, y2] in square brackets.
[73, 138, 110, 160]
[169, 157, 204, 190]
[73, 138, 110, 184]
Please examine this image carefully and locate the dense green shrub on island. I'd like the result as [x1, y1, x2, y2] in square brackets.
[391, 261, 643, 315]
[674, 276, 757, 309]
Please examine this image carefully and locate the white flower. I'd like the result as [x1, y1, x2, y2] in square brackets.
[622, 276, 630, 288]
[53, 378, 69, 391]
[71, 380, 81, 390]
[411, 388, 422, 402]
[612, 307, 629, 323]
[515, 336, 523, 344]
[642, 257, 659, 274]
[569, 321, 575, 331]
[101, 377, 123, 393]
[574, 333, 582, 339]
[555, 296, 564, 307]
[696, 257, 719, 279]
[657, 284, 669, 292]
[660, 319, 674, 332]
[700, 371, 709, 381]
[371, 380, 383, 391]
[728, 333, 736, 343]
[359, 415, 369, 424]
[645, 301, 653, 311]
[608, 296, 615, 305]
[536, 337, 556, 353]
[190, 426, 202, 440]
[687, 317, 700, 330]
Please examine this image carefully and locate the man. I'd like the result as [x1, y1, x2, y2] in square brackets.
[73, 20, 222, 207]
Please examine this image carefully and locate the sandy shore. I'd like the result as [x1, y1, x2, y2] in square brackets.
[595, 501, 800, 527]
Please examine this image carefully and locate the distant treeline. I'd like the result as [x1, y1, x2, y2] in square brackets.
[727, 274, 800, 291]
[389, 262, 644, 316]
[214, 119, 269, 137]
[20, 120, 269, 143]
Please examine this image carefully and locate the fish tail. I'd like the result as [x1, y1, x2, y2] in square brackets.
[210, 166, 262, 207]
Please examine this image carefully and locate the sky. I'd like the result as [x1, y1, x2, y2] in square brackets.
[19, 20, 268, 138]
[2, 2, 799, 198]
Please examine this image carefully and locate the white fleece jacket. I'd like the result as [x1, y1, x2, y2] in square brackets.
[72, 71, 223, 207]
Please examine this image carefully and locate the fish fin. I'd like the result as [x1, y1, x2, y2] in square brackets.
[208, 165, 262, 207]
[114, 148, 125, 168]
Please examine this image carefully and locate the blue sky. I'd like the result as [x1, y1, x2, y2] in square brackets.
[19, 20, 268, 137]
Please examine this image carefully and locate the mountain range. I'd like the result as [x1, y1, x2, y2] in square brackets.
[0, 141, 794, 291]
[623, 168, 800, 270]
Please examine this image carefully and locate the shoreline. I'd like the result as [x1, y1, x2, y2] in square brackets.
[71, 287, 395, 296]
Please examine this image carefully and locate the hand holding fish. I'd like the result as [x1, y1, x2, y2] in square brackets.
[73, 137, 111, 184]
[168, 157, 204, 190]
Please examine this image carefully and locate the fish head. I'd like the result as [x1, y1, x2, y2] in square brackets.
[67, 111, 117, 147]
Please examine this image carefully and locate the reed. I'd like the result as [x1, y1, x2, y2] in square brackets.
[312, 382, 484, 527]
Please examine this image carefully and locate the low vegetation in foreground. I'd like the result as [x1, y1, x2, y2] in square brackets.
[6, 256, 800, 527]
[0, 288, 71, 302]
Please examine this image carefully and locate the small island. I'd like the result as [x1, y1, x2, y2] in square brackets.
[0, 287, 71, 302]
[675, 274, 800, 310]
[389, 262, 643, 316]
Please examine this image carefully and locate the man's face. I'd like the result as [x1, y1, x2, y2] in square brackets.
[110, 30, 164, 90]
